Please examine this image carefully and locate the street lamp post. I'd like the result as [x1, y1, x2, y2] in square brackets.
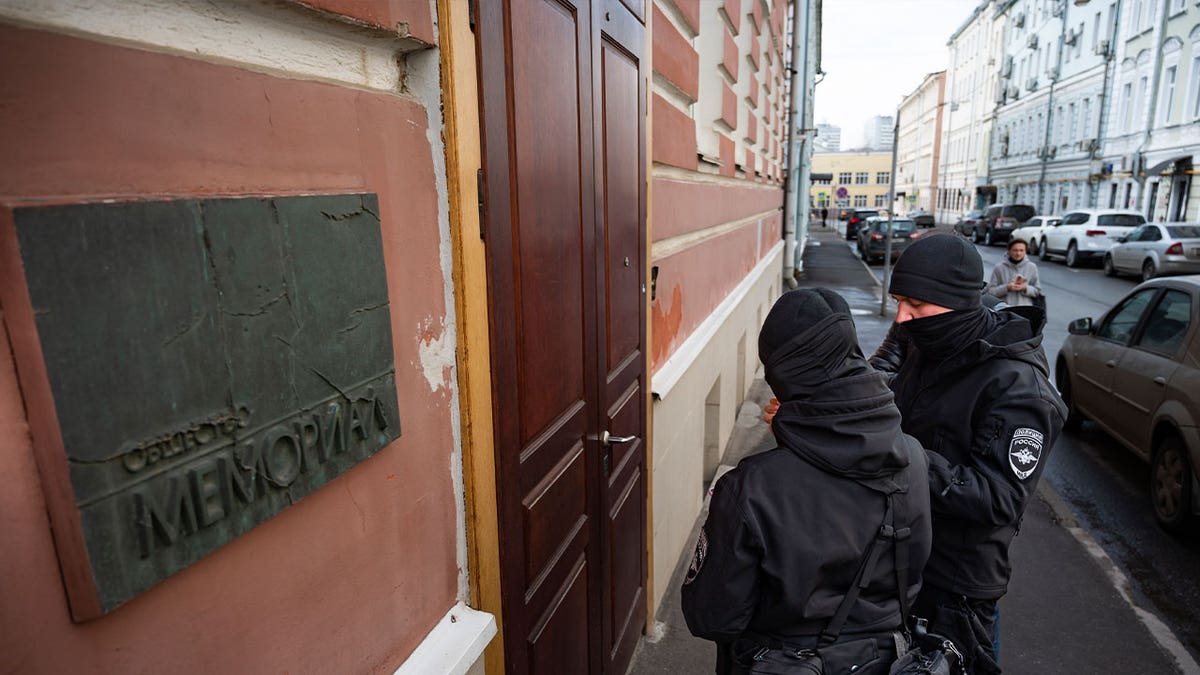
[880, 111, 901, 317]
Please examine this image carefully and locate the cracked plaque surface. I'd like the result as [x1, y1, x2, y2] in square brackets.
[13, 193, 400, 615]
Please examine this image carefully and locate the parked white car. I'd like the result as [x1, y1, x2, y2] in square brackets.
[1010, 215, 1061, 255]
[1040, 209, 1146, 268]
[1104, 223, 1200, 281]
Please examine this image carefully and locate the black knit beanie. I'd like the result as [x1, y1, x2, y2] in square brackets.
[889, 234, 984, 311]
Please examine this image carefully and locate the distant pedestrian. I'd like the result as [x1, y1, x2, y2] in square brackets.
[820, 206, 829, 228]
[985, 240, 1041, 307]
[683, 288, 932, 675]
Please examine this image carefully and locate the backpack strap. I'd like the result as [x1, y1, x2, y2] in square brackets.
[890, 490, 914, 639]
[819, 496, 896, 646]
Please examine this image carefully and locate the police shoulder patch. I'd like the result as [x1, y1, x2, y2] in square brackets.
[1008, 427, 1044, 480]
[683, 528, 708, 585]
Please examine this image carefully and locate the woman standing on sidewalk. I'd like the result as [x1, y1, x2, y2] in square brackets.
[985, 239, 1042, 308]
[681, 288, 932, 675]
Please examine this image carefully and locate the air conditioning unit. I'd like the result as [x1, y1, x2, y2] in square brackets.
[1048, 146, 1057, 158]
[1026, 77, 1039, 91]
[1001, 55, 1014, 77]
[1014, 11, 1026, 27]
[1008, 85, 1021, 99]
[1027, 33, 1039, 48]
[1065, 29, 1078, 45]
[1046, 65, 1059, 80]
[1037, 146, 1047, 159]
[1095, 39, 1110, 56]
[1084, 138, 1100, 152]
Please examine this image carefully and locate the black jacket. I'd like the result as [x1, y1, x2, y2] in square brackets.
[681, 372, 932, 659]
[891, 311, 1066, 599]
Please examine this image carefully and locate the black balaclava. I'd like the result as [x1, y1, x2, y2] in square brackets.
[889, 234, 995, 361]
[758, 288, 870, 402]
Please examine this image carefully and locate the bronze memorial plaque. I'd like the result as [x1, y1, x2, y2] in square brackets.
[6, 193, 401, 619]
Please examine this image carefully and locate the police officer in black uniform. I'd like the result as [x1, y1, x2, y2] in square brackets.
[879, 234, 1067, 674]
[681, 288, 933, 675]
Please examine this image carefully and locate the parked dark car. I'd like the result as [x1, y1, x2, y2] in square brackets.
[908, 210, 935, 228]
[856, 217, 917, 263]
[1056, 276, 1200, 531]
[975, 203, 1036, 246]
[843, 209, 880, 240]
[954, 209, 985, 237]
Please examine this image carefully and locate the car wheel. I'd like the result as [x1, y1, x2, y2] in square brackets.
[1066, 241, 1081, 268]
[1103, 254, 1118, 277]
[984, 228, 994, 246]
[1028, 238, 1039, 255]
[1150, 434, 1195, 533]
[1142, 259, 1157, 282]
[1055, 360, 1083, 431]
[1039, 238, 1051, 261]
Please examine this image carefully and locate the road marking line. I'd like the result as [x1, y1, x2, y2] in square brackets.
[1039, 483, 1200, 675]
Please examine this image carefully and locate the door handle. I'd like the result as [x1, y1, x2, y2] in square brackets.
[1153, 376, 1167, 386]
[601, 431, 638, 446]
[1105, 360, 1117, 368]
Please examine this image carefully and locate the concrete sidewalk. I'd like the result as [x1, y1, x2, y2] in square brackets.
[629, 226, 1195, 674]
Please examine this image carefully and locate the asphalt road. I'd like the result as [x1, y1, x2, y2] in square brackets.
[859, 236, 1200, 664]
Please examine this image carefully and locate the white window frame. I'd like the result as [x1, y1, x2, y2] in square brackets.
[1121, 81, 1133, 132]
[1190, 55, 1200, 121]
[1159, 65, 1177, 125]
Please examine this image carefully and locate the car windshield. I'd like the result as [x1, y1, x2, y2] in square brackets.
[1003, 205, 1035, 222]
[1166, 225, 1200, 238]
[1098, 214, 1145, 228]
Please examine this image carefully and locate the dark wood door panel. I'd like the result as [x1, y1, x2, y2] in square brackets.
[511, 0, 592, 441]
[522, 440, 587, 590]
[528, 554, 591, 675]
[600, 39, 643, 371]
[606, 468, 645, 667]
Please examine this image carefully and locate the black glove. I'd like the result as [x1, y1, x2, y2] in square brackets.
[869, 321, 909, 375]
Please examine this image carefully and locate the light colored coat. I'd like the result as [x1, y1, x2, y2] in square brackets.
[986, 257, 1041, 306]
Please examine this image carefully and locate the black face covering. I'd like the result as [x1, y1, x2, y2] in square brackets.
[764, 314, 870, 402]
[900, 306, 998, 362]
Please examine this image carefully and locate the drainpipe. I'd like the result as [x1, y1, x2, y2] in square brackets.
[782, 0, 820, 282]
[1091, 0, 1122, 207]
[1035, 0, 1069, 212]
[1134, 0, 1171, 213]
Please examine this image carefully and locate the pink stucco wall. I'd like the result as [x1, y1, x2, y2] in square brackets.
[0, 24, 457, 673]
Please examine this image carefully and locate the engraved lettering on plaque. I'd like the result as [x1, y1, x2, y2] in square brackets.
[8, 194, 401, 619]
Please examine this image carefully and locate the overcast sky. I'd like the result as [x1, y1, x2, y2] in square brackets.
[814, 0, 983, 148]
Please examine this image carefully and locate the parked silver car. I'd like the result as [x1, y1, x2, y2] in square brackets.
[1056, 276, 1200, 531]
[1104, 223, 1200, 281]
[1010, 215, 1061, 255]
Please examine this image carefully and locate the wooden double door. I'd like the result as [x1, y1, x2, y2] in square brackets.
[476, 1, 648, 674]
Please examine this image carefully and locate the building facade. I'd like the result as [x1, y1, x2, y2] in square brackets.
[810, 151, 894, 211]
[896, 71, 947, 214]
[1099, 0, 1200, 221]
[0, 1, 817, 674]
[864, 115, 896, 151]
[814, 122, 843, 151]
[937, 1, 1002, 224]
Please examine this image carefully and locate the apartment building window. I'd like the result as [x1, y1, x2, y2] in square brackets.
[1082, 98, 1092, 138]
[855, 172, 869, 184]
[1075, 23, 1084, 58]
[876, 171, 891, 184]
[838, 172, 852, 184]
[1171, 0, 1183, 11]
[1191, 56, 1200, 120]
[874, 195, 888, 208]
[1137, 75, 1150, 127]
[1092, 13, 1102, 48]
[854, 195, 867, 207]
[1055, 106, 1065, 144]
[813, 176, 832, 185]
[1159, 65, 1177, 124]
[1068, 102, 1078, 141]
[1121, 82, 1133, 131]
